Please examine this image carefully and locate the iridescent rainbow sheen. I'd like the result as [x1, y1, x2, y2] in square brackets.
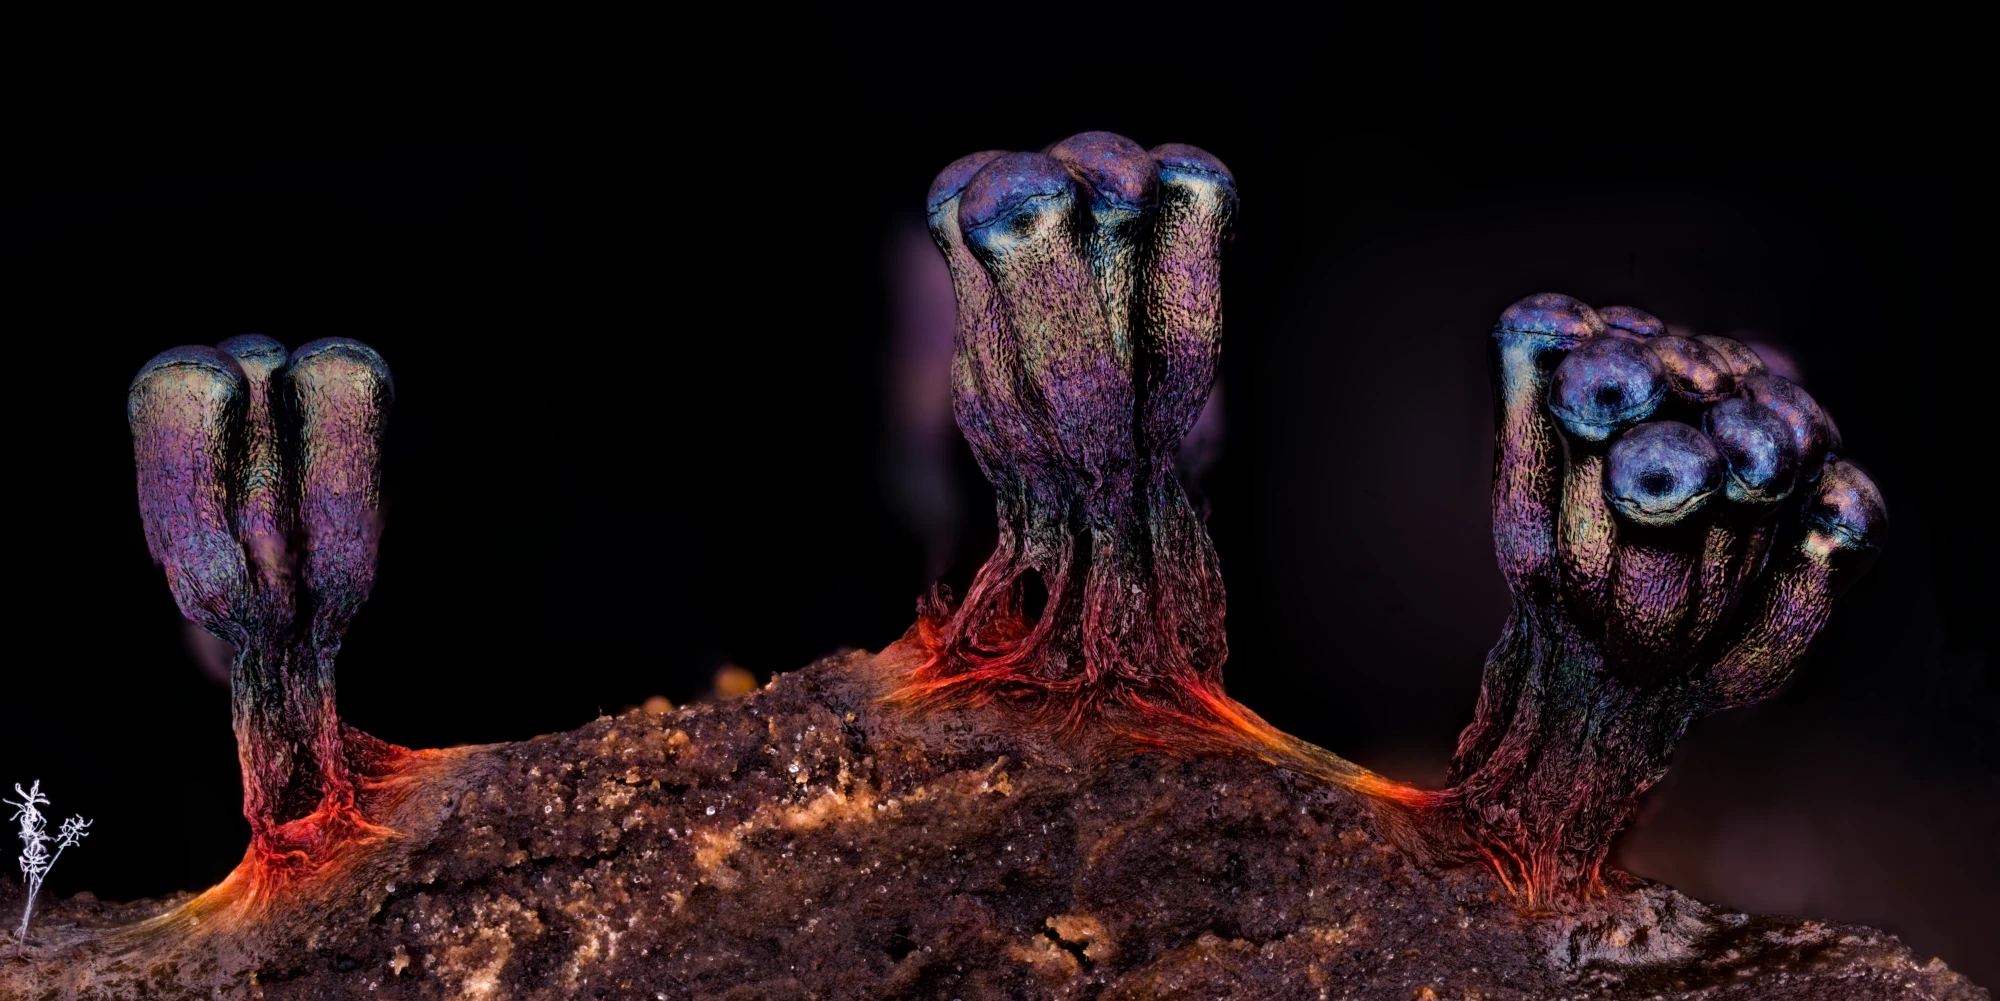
[1443, 292, 1884, 904]
[906, 132, 1238, 723]
[130, 335, 411, 879]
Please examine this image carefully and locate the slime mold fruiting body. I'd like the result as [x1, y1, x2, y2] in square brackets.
[905, 133, 1342, 774]
[905, 134, 1886, 908]
[76, 134, 1915, 998]
[1438, 294, 1884, 903]
[128, 336, 438, 914]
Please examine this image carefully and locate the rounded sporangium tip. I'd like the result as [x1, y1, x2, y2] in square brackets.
[1803, 458, 1887, 550]
[1604, 420, 1725, 526]
[1649, 335, 1735, 404]
[1548, 337, 1667, 441]
[128, 345, 247, 423]
[1598, 305, 1665, 340]
[1149, 143, 1234, 183]
[1703, 397, 1799, 505]
[927, 150, 1009, 217]
[216, 334, 291, 378]
[1496, 293, 1604, 346]
[288, 337, 395, 402]
[1048, 131, 1158, 213]
[131, 344, 244, 390]
[957, 152, 1077, 239]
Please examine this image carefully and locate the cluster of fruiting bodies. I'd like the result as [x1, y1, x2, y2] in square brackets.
[894, 134, 1882, 905]
[123, 132, 1881, 922]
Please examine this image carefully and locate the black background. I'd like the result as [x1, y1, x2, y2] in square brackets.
[5, 14, 1992, 984]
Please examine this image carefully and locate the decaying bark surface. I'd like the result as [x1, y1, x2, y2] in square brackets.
[5, 648, 1983, 1001]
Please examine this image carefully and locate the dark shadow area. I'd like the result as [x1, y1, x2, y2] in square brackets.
[4, 15, 1989, 984]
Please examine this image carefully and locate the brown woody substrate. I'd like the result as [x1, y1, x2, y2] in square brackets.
[3, 650, 1984, 1000]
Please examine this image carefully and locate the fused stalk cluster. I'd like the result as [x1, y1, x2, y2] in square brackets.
[129, 336, 405, 874]
[909, 132, 1249, 745]
[1437, 294, 1885, 902]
